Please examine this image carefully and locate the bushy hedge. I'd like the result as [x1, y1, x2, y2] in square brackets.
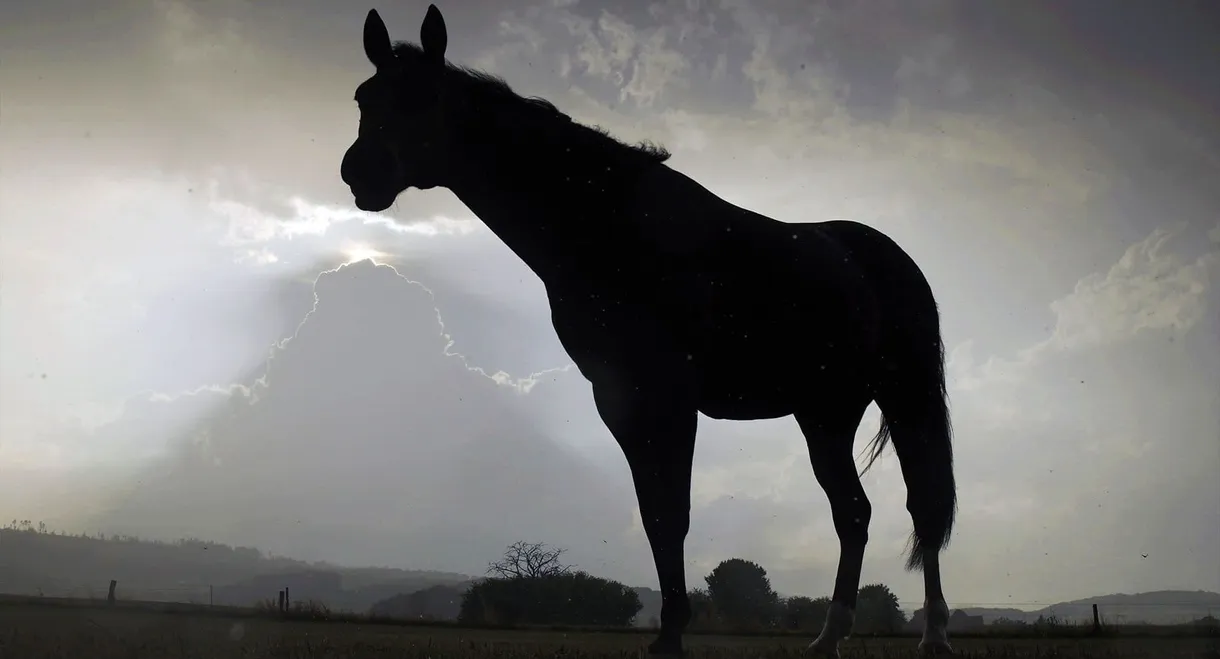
[458, 571, 641, 627]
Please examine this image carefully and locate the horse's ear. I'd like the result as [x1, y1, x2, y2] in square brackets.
[420, 4, 447, 66]
[363, 9, 394, 69]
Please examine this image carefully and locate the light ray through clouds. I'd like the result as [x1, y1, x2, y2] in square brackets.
[281, 259, 578, 395]
[211, 188, 483, 265]
[145, 257, 577, 412]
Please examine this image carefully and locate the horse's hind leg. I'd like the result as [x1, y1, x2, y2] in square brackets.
[914, 547, 951, 654]
[794, 393, 873, 658]
[873, 358, 957, 655]
[876, 391, 955, 655]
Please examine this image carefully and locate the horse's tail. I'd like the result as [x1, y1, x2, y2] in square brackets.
[818, 219, 957, 572]
[863, 311, 957, 573]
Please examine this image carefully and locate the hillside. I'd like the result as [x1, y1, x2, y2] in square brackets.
[953, 591, 1220, 626]
[0, 528, 468, 612]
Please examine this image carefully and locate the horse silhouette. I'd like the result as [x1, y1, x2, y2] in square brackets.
[340, 5, 956, 656]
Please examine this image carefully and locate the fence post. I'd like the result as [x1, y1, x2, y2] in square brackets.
[285, 586, 290, 611]
[107, 580, 117, 606]
[1092, 603, 1100, 633]
[278, 589, 285, 612]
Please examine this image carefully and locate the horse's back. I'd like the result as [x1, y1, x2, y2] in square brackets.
[810, 219, 940, 331]
[623, 168, 938, 350]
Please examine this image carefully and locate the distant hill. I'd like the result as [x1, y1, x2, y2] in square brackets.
[370, 582, 474, 620]
[614, 587, 1220, 629]
[0, 528, 469, 612]
[633, 587, 661, 627]
[946, 591, 1220, 626]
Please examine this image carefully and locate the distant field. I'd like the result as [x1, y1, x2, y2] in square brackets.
[1, 596, 1216, 658]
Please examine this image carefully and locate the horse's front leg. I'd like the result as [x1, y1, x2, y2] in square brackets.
[592, 378, 699, 657]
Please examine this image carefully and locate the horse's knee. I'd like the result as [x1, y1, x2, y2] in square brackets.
[831, 495, 871, 543]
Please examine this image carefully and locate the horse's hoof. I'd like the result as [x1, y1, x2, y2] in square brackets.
[647, 638, 684, 658]
[918, 639, 954, 655]
[805, 638, 841, 658]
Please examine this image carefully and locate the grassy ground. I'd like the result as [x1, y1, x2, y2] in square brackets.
[1, 598, 1216, 658]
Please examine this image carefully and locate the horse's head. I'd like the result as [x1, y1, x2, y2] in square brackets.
[341, 6, 451, 212]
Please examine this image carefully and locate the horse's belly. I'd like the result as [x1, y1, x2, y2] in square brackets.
[691, 318, 862, 420]
[692, 338, 812, 420]
[696, 390, 795, 421]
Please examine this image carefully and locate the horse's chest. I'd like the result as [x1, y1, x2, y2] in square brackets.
[545, 275, 705, 370]
[548, 289, 685, 353]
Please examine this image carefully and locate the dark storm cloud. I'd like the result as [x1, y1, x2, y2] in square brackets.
[88, 260, 643, 573]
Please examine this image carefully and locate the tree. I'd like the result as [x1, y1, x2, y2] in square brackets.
[783, 595, 832, 632]
[687, 588, 718, 629]
[462, 542, 639, 627]
[855, 583, 906, 633]
[703, 558, 780, 628]
[458, 571, 641, 626]
[486, 541, 571, 580]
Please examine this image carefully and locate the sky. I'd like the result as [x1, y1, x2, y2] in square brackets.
[1, 0, 1218, 610]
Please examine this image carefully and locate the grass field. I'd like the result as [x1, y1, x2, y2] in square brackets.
[1, 597, 1216, 658]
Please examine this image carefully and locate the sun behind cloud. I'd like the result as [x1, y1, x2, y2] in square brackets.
[340, 242, 389, 265]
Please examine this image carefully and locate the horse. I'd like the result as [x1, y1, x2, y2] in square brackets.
[339, 5, 957, 657]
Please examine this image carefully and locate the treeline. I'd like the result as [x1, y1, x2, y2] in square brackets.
[692, 558, 905, 633]
[446, 545, 1220, 634]
[446, 543, 907, 633]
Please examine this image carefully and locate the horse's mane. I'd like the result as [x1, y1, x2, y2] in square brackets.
[391, 42, 671, 166]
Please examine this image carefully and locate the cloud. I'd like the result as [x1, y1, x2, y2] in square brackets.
[152, 0, 251, 67]
[68, 260, 637, 574]
[954, 222, 1220, 393]
[211, 188, 480, 253]
[463, 0, 1113, 212]
[1044, 224, 1217, 350]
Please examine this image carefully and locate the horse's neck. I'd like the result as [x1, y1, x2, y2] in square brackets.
[447, 178, 569, 279]
[447, 141, 644, 285]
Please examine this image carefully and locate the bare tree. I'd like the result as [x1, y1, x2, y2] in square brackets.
[486, 541, 572, 579]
